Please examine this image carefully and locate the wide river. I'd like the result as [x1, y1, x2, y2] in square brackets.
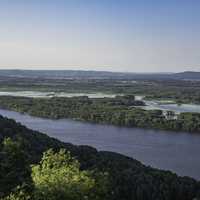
[0, 108, 200, 180]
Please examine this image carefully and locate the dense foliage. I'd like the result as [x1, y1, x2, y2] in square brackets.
[0, 138, 31, 197]
[0, 116, 200, 200]
[2, 149, 108, 200]
[0, 96, 200, 133]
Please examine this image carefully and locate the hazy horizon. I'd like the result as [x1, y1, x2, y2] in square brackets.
[0, 0, 199, 72]
[0, 67, 199, 74]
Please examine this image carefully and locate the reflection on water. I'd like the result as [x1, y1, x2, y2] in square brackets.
[0, 108, 200, 180]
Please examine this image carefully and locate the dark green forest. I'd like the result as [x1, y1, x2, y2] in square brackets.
[0, 96, 200, 133]
[0, 116, 200, 200]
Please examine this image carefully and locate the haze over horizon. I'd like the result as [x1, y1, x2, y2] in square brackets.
[0, 67, 199, 74]
[0, 0, 199, 73]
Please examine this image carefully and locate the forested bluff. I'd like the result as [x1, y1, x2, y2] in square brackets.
[0, 115, 200, 200]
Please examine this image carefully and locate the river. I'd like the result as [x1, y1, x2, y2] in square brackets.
[0, 91, 117, 98]
[143, 101, 200, 113]
[0, 108, 200, 180]
[135, 96, 200, 113]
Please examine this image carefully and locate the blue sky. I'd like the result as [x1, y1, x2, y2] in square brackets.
[0, 0, 199, 72]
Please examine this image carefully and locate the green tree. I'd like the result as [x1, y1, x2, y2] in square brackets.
[1, 186, 31, 200]
[31, 149, 108, 200]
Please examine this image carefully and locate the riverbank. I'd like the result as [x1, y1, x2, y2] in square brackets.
[0, 108, 200, 179]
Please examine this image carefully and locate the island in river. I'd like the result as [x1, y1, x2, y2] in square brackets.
[0, 95, 200, 133]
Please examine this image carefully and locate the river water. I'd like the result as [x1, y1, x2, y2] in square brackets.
[143, 101, 200, 113]
[0, 109, 200, 180]
[135, 96, 200, 113]
[0, 91, 117, 98]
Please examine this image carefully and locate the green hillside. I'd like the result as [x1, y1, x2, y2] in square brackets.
[0, 115, 199, 200]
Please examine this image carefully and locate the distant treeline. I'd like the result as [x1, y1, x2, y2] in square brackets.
[0, 95, 200, 133]
[1, 69, 200, 80]
[0, 115, 200, 200]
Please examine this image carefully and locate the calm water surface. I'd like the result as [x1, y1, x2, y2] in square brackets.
[0, 109, 200, 180]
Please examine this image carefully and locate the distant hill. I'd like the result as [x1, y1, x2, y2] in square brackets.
[0, 69, 129, 79]
[172, 71, 200, 80]
[0, 69, 199, 80]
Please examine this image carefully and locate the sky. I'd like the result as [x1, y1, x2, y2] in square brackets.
[0, 0, 199, 72]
